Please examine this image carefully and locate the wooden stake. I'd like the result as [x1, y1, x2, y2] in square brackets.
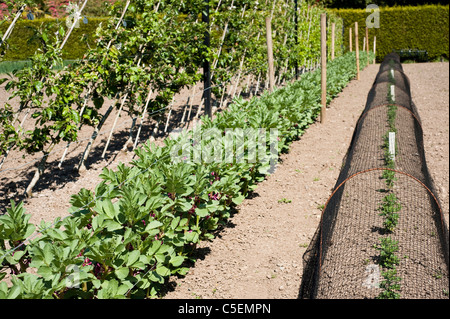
[185, 84, 197, 124]
[99, 1, 164, 159]
[331, 22, 335, 60]
[0, 4, 25, 48]
[2, 0, 89, 172]
[366, 27, 369, 54]
[164, 98, 175, 133]
[58, 87, 92, 168]
[253, 72, 262, 97]
[195, 98, 204, 119]
[373, 36, 377, 64]
[132, 88, 153, 150]
[211, 0, 235, 75]
[150, 115, 162, 141]
[320, 13, 327, 123]
[202, 0, 211, 118]
[349, 27, 352, 52]
[107, 0, 131, 50]
[101, 93, 128, 159]
[355, 22, 360, 80]
[60, 0, 89, 49]
[25, 146, 54, 198]
[60, 0, 132, 169]
[180, 99, 189, 125]
[218, 86, 227, 109]
[121, 117, 137, 152]
[265, 16, 275, 93]
[231, 49, 247, 99]
[77, 105, 114, 172]
[101, 33, 150, 159]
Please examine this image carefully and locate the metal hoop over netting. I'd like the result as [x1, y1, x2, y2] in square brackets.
[299, 53, 449, 299]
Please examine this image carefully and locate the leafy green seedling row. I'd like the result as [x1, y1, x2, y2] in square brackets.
[376, 62, 402, 299]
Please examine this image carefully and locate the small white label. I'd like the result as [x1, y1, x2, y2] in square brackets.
[362, 264, 380, 289]
[389, 131, 396, 161]
[390, 85, 395, 102]
[390, 68, 395, 79]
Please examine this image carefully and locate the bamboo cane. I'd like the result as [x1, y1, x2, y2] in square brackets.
[0, 4, 26, 48]
[0, 1, 89, 171]
[133, 88, 154, 150]
[59, 0, 132, 168]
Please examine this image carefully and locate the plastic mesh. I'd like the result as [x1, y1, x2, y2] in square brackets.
[299, 53, 449, 299]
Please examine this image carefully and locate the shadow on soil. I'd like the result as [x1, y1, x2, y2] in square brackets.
[0, 86, 262, 214]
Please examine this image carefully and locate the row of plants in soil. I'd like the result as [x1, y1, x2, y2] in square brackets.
[0, 50, 374, 299]
[374, 61, 402, 299]
[0, 0, 344, 197]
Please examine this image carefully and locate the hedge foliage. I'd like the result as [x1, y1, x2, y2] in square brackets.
[2, 9, 346, 64]
[327, 12, 345, 60]
[2, 5, 449, 63]
[332, 5, 449, 62]
[0, 17, 107, 61]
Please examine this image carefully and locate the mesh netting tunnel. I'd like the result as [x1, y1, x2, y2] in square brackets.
[299, 53, 449, 299]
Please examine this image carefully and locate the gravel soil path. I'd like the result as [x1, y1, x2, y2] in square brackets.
[0, 62, 448, 299]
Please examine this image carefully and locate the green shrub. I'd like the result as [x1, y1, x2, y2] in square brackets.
[327, 14, 345, 60]
[332, 5, 449, 62]
[0, 59, 77, 74]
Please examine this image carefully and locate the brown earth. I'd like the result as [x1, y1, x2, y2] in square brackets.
[0, 62, 448, 299]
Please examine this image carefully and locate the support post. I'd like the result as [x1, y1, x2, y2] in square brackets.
[365, 26, 369, 54]
[355, 22, 360, 80]
[60, 0, 88, 49]
[373, 35, 377, 64]
[0, 4, 26, 48]
[320, 13, 327, 123]
[331, 22, 335, 60]
[349, 27, 352, 52]
[294, 0, 299, 79]
[203, 0, 212, 118]
[265, 15, 275, 93]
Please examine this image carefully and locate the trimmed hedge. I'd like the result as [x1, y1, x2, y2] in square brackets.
[2, 6, 448, 63]
[327, 13, 345, 60]
[332, 5, 449, 62]
[0, 59, 78, 74]
[0, 17, 107, 61]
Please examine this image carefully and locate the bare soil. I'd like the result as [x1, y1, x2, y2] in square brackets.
[0, 62, 448, 299]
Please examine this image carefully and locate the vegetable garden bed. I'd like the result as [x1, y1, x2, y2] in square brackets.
[300, 53, 449, 299]
[0, 51, 374, 299]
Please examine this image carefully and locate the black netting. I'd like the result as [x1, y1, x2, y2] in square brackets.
[299, 53, 449, 299]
